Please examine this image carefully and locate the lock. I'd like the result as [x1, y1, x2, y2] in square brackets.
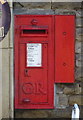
[24, 69, 28, 76]
[23, 98, 30, 103]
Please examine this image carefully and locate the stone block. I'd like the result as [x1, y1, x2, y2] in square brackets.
[14, 0, 51, 2]
[52, 0, 82, 2]
[76, 35, 83, 42]
[56, 84, 64, 94]
[14, 2, 51, 9]
[76, 28, 83, 36]
[15, 110, 49, 118]
[75, 67, 82, 79]
[76, 18, 83, 27]
[81, 82, 83, 94]
[14, 9, 54, 15]
[0, 32, 10, 49]
[49, 108, 71, 118]
[75, 41, 81, 53]
[76, 28, 83, 42]
[76, 53, 82, 61]
[15, 108, 72, 118]
[55, 9, 76, 15]
[76, 10, 83, 18]
[76, 77, 82, 82]
[56, 94, 69, 108]
[63, 87, 75, 95]
[2, 49, 10, 118]
[74, 83, 82, 94]
[69, 95, 83, 105]
[52, 2, 81, 10]
[76, 60, 82, 67]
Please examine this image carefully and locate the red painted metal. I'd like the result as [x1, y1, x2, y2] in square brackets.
[14, 15, 54, 109]
[14, 15, 75, 109]
[55, 15, 75, 83]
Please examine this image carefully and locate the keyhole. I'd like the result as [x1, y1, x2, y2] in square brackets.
[25, 69, 28, 76]
[25, 69, 28, 73]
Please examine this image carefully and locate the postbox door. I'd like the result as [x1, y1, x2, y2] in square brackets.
[19, 43, 48, 106]
[55, 15, 75, 83]
[15, 15, 54, 109]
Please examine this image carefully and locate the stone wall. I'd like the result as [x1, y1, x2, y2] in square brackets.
[14, 2, 83, 118]
[1, 1, 82, 118]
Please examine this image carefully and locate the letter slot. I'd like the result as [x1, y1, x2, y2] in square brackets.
[21, 26, 48, 37]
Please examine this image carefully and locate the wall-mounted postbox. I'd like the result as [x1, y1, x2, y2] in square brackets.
[14, 15, 75, 109]
[14, 15, 54, 109]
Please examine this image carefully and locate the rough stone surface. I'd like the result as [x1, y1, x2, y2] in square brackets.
[63, 87, 75, 95]
[56, 84, 64, 94]
[74, 83, 82, 94]
[57, 94, 69, 108]
[54, 9, 76, 15]
[76, 18, 83, 27]
[69, 95, 83, 105]
[76, 53, 82, 61]
[14, 9, 54, 15]
[52, 2, 81, 10]
[14, 2, 51, 9]
[76, 28, 83, 37]
[76, 35, 83, 42]
[75, 67, 82, 79]
[15, 107, 72, 118]
[75, 41, 81, 53]
[76, 60, 82, 67]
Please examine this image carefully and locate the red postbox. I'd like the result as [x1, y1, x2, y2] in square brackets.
[14, 15, 75, 109]
[14, 15, 54, 109]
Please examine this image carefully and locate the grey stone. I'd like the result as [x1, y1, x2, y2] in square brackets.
[76, 28, 83, 36]
[76, 18, 83, 27]
[75, 67, 82, 79]
[48, 108, 71, 118]
[56, 84, 64, 94]
[15, 110, 49, 118]
[57, 94, 69, 108]
[74, 83, 82, 94]
[63, 87, 75, 95]
[75, 41, 81, 53]
[76, 10, 83, 18]
[76, 60, 82, 67]
[55, 9, 76, 15]
[14, 2, 51, 10]
[69, 95, 83, 105]
[76, 28, 83, 40]
[15, 108, 72, 118]
[76, 35, 83, 42]
[52, 2, 81, 10]
[14, 8, 54, 15]
[76, 77, 82, 82]
[76, 53, 82, 61]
